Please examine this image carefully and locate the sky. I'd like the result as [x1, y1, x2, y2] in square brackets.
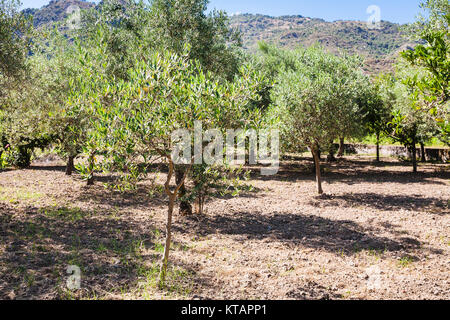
[20, 0, 424, 24]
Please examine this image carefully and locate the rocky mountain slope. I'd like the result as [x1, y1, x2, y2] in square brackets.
[22, 0, 94, 27]
[230, 14, 414, 73]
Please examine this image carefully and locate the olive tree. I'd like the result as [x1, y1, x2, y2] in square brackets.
[0, 39, 60, 168]
[330, 54, 371, 159]
[1, 25, 96, 171]
[0, 0, 32, 163]
[80, 0, 154, 81]
[356, 75, 393, 162]
[150, 0, 242, 80]
[264, 45, 369, 194]
[77, 48, 263, 284]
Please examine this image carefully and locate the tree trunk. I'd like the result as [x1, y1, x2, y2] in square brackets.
[411, 140, 417, 173]
[87, 152, 95, 186]
[337, 137, 345, 157]
[376, 131, 380, 162]
[159, 194, 175, 286]
[326, 153, 336, 163]
[159, 159, 192, 286]
[327, 139, 337, 162]
[420, 143, 426, 162]
[175, 167, 192, 216]
[311, 147, 323, 195]
[65, 156, 75, 176]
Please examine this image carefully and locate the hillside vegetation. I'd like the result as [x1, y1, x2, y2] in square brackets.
[230, 14, 414, 73]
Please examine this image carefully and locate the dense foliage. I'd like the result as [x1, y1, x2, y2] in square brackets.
[401, 0, 449, 144]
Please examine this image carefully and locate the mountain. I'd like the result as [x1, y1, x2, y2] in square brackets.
[23, 1, 413, 73]
[230, 14, 414, 74]
[22, 0, 94, 27]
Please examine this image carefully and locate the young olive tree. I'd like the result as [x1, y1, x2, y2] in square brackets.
[34, 30, 93, 175]
[149, 0, 247, 214]
[80, 0, 247, 213]
[79, 48, 263, 285]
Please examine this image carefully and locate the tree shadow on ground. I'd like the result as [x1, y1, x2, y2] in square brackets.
[309, 193, 449, 215]
[0, 203, 195, 300]
[251, 159, 449, 186]
[75, 183, 167, 209]
[26, 165, 67, 172]
[177, 211, 441, 258]
[285, 280, 343, 300]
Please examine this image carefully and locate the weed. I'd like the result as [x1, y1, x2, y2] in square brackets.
[397, 256, 414, 268]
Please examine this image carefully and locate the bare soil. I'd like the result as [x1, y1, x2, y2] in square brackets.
[0, 155, 449, 300]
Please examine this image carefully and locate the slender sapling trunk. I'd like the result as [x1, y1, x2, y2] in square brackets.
[159, 159, 192, 286]
[87, 152, 95, 186]
[160, 194, 175, 285]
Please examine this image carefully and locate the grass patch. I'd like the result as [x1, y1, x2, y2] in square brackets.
[154, 242, 165, 253]
[137, 262, 194, 298]
[0, 186, 43, 203]
[40, 206, 88, 222]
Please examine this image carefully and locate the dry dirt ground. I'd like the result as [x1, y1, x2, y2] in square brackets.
[0, 155, 449, 300]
